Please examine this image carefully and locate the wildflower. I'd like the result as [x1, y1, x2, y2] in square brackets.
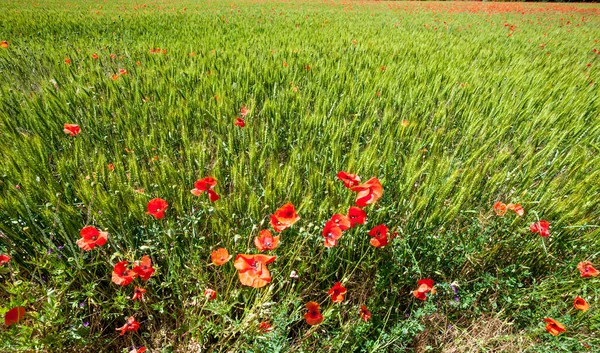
[347, 206, 366, 227]
[360, 305, 371, 322]
[574, 296, 590, 312]
[401, 119, 409, 127]
[234, 254, 276, 288]
[63, 123, 81, 136]
[211, 248, 232, 266]
[258, 321, 273, 333]
[190, 177, 220, 202]
[91, 53, 99, 59]
[577, 261, 599, 277]
[240, 105, 249, 117]
[0, 40, 8, 49]
[0, 254, 10, 266]
[254, 230, 280, 251]
[351, 177, 383, 207]
[328, 282, 347, 303]
[116, 316, 140, 336]
[119, 69, 128, 75]
[413, 279, 436, 301]
[111, 261, 138, 286]
[270, 202, 300, 232]
[290, 270, 298, 279]
[64, 58, 71, 64]
[132, 287, 146, 301]
[493, 201, 507, 216]
[530, 220, 550, 237]
[507, 203, 524, 216]
[132, 255, 155, 280]
[204, 288, 216, 300]
[129, 347, 147, 353]
[323, 220, 342, 248]
[304, 301, 324, 325]
[337, 171, 361, 188]
[147, 198, 168, 219]
[76, 226, 108, 251]
[369, 224, 389, 248]
[330, 214, 351, 231]
[543, 318, 566, 336]
[4, 307, 25, 326]
[234, 117, 245, 127]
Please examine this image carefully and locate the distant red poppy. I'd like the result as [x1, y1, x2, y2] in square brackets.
[360, 305, 371, 322]
[258, 321, 273, 333]
[323, 220, 343, 248]
[493, 201, 507, 216]
[328, 282, 347, 303]
[574, 296, 590, 312]
[204, 288, 216, 300]
[129, 347, 147, 353]
[270, 202, 300, 232]
[543, 318, 566, 336]
[530, 220, 550, 237]
[4, 307, 25, 326]
[133, 255, 155, 280]
[76, 226, 108, 251]
[110, 53, 116, 59]
[234, 254, 276, 288]
[0, 41, 8, 49]
[234, 117, 245, 127]
[304, 301, 324, 325]
[347, 206, 366, 227]
[111, 261, 138, 286]
[119, 69, 128, 75]
[254, 230, 280, 251]
[240, 105, 249, 117]
[63, 123, 81, 136]
[369, 224, 389, 248]
[147, 198, 168, 219]
[0, 254, 10, 266]
[211, 248, 232, 266]
[351, 177, 383, 207]
[107, 163, 115, 171]
[116, 316, 140, 336]
[64, 58, 71, 64]
[337, 171, 361, 188]
[111, 73, 120, 80]
[190, 177, 220, 202]
[413, 278, 436, 301]
[577, 261, 599, 278]
[132, 287, 146, 301]
[330, 214, 351, 231]
[507, 203, 524, 216]
[91, 53, 99, 59]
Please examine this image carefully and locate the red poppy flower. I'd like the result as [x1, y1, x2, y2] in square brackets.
[76, 226, 108, 251]
[111, 74, 120, 80]
[574, 296, 590, 312]
[254, 230, 280, 251]
[63, 123, 81, 136]
[413, 278, 436, 301]
[270, 202, 300, 232]
[234, 117, 245, 127]
[0, 41, 8, 49]
[360, 305, 371, 322]
[493, 201, 507, 216]
[258, 321, 273, 333]
[240, 105, 249, 117]
[328, 282, 347, 303]
[129, 347, 147, 353]
[133, 255, 155, 281]
[0, 254, 10, 266]
[347, 206, 366, 227]
[369, 224, 389, 248]
[577, 261, 599, 278]
[91, 53, 99, 59]
[190, 177, 220, 202]
[116, 316, 140, 336]
[337, 171, 361, 188]
[110, 53, 116, 59]
[543, 318, 566, 336]
[234, 254, 276, 288]
[530, 220, 550, 237]
[4, 306, 25, 326]
[323, 220, 343, 248]
[304, 301, 324, 326]
[507, 203, 524, 216]
[132, 287, 146, 301]
[211, 248, 232, 266]
[119, 69, 128, 75]
[204, 288, 216, 300]
[111, 261, 138, 286]
[351, 177, 383, 207]
[330, 214, 351, 231]
[147, 198, 168, 219]
[64, 58, 71, 64]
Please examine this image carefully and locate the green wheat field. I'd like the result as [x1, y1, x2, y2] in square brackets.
[1, 0, 600, 352]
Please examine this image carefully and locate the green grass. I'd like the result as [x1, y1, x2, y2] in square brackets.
[1, 0, 600, 351]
